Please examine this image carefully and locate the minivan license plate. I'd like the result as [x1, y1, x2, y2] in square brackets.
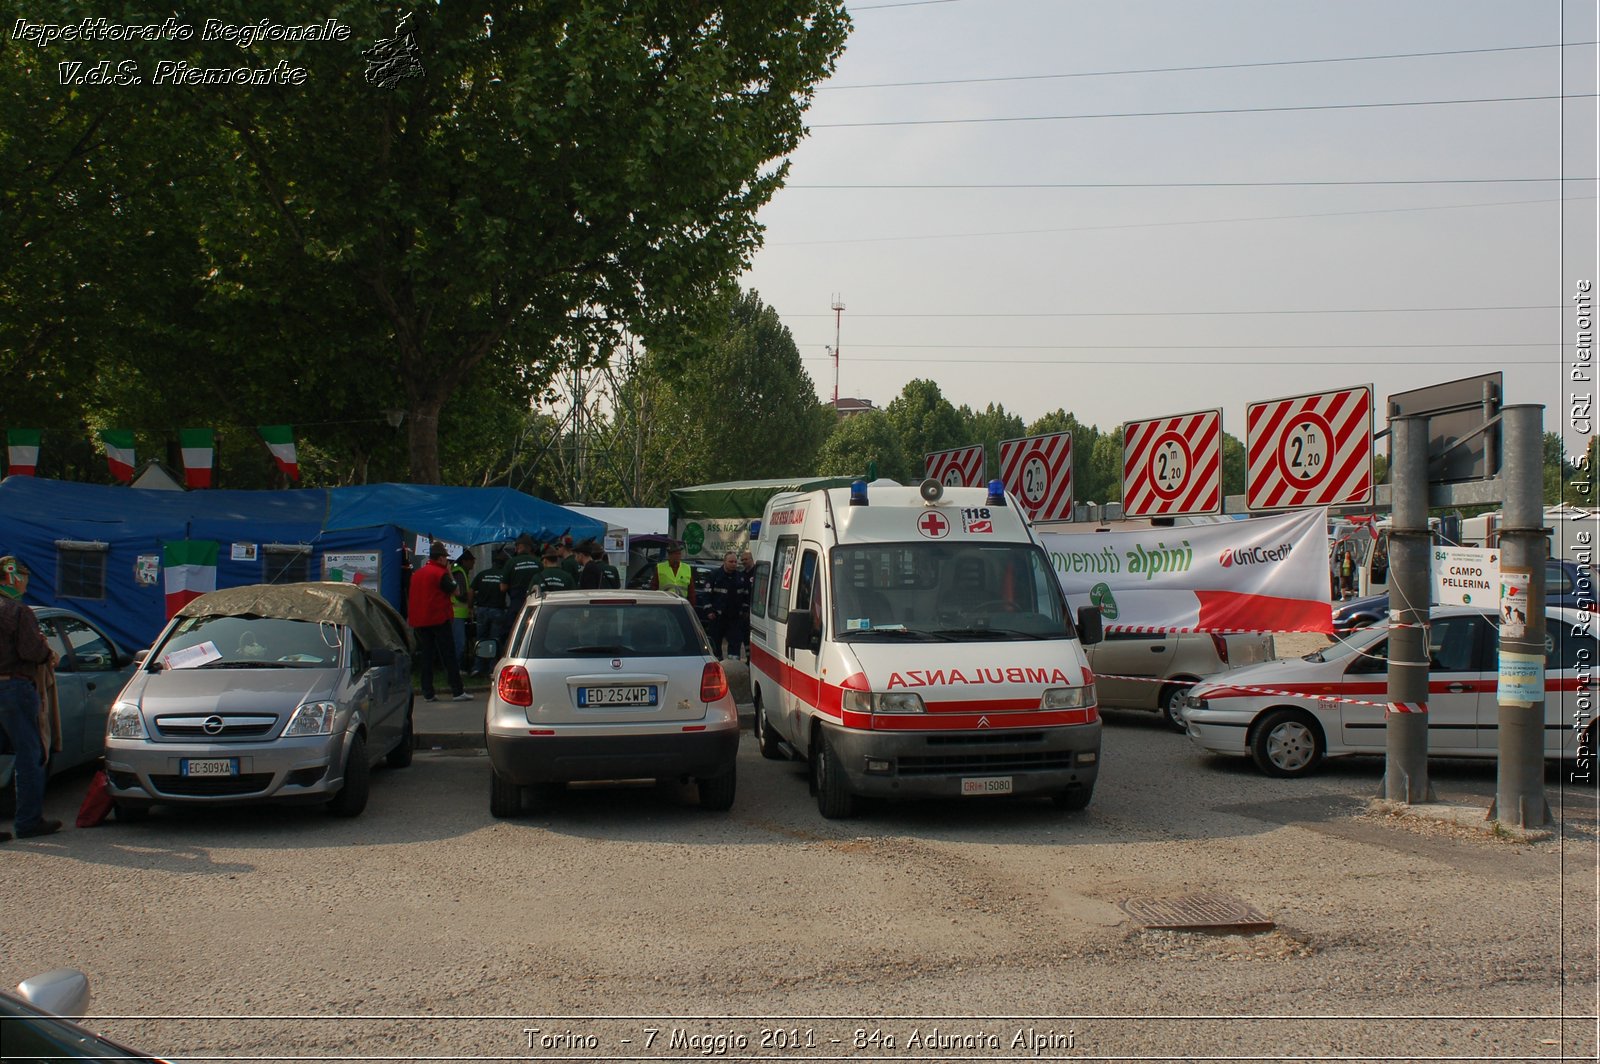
[182, 758, 237, 777]
[961, 776, 1012, 795]
[578, 686, 657, 707]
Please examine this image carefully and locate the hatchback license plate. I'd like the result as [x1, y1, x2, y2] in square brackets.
[182, 758, 238, 777]
[961, 776, 1013, 795]
[578, 685, 657, 707]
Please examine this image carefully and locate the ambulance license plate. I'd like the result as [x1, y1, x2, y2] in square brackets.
[961, 776, 1012, 795]
[181, 758, 237, 777]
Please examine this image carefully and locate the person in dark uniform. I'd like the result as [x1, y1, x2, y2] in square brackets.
[0, 556, 61, 840]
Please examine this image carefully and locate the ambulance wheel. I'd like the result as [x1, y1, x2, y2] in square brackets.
[754, 696, 784, 760]
[813, 731, 858, 819]
[1250, 709, 1324, 778]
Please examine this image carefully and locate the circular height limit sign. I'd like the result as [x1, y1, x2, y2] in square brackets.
[1246, 386, 1373, 511]
[1122, 410, 1222, 517]
[998, 432, 1074, 521]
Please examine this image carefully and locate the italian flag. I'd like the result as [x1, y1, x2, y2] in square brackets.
[6, 429, 40, 476]
[163, 540, 218, 617]
[100, 429, 135, 483]
[257, 424, 300, 481]
[180, 428, 215, 488]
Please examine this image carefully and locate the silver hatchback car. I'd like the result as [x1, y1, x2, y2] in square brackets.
[485, 589, 739, 816]
[104, 583, 416, 819]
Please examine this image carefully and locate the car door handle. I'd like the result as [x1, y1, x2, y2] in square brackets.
[1446, 682, 1473, 693]
[1149, 646, 1167, 654]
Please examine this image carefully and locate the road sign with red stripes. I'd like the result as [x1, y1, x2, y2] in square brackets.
[1246, 386, 1374, 511]
[999, 432, 1073, 521]
[925, 445, 986, 487]
[1122, 410, 1222, 517]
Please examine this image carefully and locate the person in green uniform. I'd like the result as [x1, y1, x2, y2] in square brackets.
[471, 547, 508, 676]
[499, 534, 543, 645]
[535, 545, 578, 592]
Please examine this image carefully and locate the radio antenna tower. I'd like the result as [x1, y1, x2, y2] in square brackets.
[830, 294, 845, 407]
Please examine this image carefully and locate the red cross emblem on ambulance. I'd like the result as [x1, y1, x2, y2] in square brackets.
[917, 511, 950, 539]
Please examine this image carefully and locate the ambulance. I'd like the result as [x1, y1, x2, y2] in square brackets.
[748, 478, 1104, 818]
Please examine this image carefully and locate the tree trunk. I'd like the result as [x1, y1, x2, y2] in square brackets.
[407, 402, 443, 484]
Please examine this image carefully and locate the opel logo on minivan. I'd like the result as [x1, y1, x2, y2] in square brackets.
[202, 715, 225, 735]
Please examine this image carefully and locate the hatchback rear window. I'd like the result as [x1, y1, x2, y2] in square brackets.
[523, 603, 703, 657]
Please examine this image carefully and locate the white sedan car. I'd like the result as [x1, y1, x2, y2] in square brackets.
[1180, 606, 1596, 778]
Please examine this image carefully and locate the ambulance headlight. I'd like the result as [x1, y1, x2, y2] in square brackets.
[1041, 684, 1095, 710]
[842, 690, 926, 714]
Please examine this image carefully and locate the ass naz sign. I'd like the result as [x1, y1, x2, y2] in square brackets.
[925, 444, 986, 487]
[1246, 386, 1374, 510]
[999, 432, 1073, 522]
[1122, 409, 1222, 518]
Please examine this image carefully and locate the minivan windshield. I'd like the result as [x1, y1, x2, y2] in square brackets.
[830, 542, 1075, 641]
[152, 615, 346, 669]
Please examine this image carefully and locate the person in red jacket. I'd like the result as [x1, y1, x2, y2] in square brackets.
[409, 541, 469, 702]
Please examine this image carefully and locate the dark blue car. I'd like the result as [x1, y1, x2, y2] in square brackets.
[1332, 558, 1596, 634]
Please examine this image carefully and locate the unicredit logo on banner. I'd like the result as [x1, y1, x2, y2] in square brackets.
[1218, 543, 1294, 568]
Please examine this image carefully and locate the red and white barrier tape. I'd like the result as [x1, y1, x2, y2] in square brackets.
[1095, 672, 1428, 714]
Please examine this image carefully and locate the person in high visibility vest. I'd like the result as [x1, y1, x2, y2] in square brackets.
[652, 541, 696, 604]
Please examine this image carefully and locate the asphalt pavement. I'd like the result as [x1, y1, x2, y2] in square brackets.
[414, 657, 754, 750]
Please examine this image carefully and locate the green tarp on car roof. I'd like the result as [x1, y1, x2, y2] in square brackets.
[176, 581, 415, 654]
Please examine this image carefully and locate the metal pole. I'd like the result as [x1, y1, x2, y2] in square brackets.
[1490, 404, 1551, 828]
[1386, 414, 1434, 802]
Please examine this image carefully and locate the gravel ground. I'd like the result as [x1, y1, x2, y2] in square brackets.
[1, 630, 1593, 1062]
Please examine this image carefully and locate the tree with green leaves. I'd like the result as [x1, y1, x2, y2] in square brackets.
[816, 409, 904, 480]
[2, 2, 851, 484]
[884, 379, 966, 481]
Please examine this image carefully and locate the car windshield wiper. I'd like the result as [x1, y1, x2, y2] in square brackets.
[927, 627, 1023, 640]
[193, 659, 295, 669]
[564, 644, 631, 654]
[839, 628, 946, 642]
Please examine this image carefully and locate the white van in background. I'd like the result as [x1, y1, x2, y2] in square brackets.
[747, 479, 1104, 818]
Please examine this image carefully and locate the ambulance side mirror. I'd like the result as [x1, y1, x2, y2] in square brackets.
[786, 609, 818, 652]
[1076, 606, 1103, 646]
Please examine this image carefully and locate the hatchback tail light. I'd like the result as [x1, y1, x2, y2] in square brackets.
[498, 665, 533, 707]
[700, 661, 728, 702]
[1210, 633, 1230, 664]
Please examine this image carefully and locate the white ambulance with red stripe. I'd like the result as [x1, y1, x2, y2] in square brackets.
[747, 478, 1105, 818]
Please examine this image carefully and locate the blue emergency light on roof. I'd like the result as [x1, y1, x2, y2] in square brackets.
[849, 480, 869, 506]
[987, 479, 1006, 506]
[749, 519, 762, 541]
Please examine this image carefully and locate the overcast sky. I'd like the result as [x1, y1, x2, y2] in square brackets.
[741, 0, 1598, 464]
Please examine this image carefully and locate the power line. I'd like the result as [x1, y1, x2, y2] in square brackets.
[799, 354, 1559, 366]
[767, 195, 1594, 245]
[792, 178, 1590, 189]
[824, 41, 1600, 91]
[779, 305, 1563, 319]
[810, 92, 1598, 128]
[800, 342, 1558, 351]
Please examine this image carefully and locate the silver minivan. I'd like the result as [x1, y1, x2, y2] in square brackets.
[104, 583, 415, 819]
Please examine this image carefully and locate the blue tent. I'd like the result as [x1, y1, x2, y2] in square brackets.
[0, 478, 604, 654]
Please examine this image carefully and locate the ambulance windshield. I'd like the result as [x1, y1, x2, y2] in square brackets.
[830, 543, 1075, 641]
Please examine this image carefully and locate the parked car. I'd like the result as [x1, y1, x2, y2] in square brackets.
[485, 588, 739, 816]
[2, 968, 173, 1062]
[1332, 557, 1596, 634]
[103, 582, 416, 819]
[1086, 630, 1275, 730]
[0, 607, 136, 804]
[1179, 605, 1597, 778]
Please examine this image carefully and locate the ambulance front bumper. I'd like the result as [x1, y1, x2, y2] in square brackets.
[822, 720, 1100, 799]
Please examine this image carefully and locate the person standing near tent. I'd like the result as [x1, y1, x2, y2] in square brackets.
[576, 540, 622, 590]
[651, 541, 695, 604]
[409, 541, 469, 702]
[471, 547, 508, 676]
[535, 545, 578, 592]
[0, 556, 62, 840]
[451, 551, 474, 672]
[500, 534, 541, 631]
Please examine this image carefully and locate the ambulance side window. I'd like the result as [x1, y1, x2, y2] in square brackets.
[798, 549, 822, 642]
[750, 562, 770, 620]
[771, 537, 798, 623]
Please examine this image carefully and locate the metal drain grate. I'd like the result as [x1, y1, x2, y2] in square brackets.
[1118, 893, 1275, 932]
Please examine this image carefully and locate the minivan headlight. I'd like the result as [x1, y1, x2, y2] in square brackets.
[283, 701, 337, 737]
[1041, 684, 1095, 710]
[841, 690, 926, 714]
[107, 701, 147, 739]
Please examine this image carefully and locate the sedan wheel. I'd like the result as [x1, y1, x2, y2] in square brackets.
[1251, 709, 1324, 778]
